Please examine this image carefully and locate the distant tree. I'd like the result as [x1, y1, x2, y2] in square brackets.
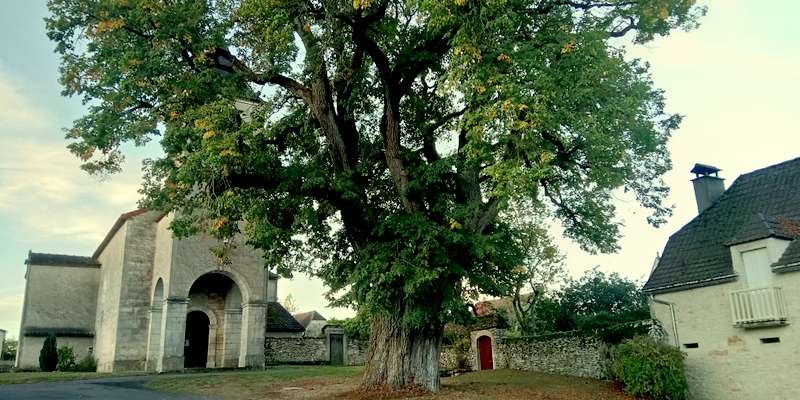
[554, 267, 650, 332]
[47, 0, 703, 391]
[507, 205, 565, 335]
[39, 334, 58, 372]
[282, 294, 299, 313]
[1, 338, 17, 361]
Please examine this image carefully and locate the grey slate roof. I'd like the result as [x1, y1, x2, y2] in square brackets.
[266, 302, 305, 332]
[26, 252, 100, 267]
[293, 311, 326, 328]
[773, 239, 800, 271]
[644, 158, 800, 293]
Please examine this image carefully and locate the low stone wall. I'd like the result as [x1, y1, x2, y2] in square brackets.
[497, 335, 610, 379]
[346, 338, 367, 366]
[439, 346, 467, 371]
[264, 336, 369, 366]
[265, 337, 328, 365]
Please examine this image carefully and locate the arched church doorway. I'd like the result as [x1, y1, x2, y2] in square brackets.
[184, 311, 210, 368]
[185, 272, 243, 368]
[477, 335, 493, 370]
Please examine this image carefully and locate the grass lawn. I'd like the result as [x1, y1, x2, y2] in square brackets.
[147, 366, 632, 400]
[0, 371, 145, 385]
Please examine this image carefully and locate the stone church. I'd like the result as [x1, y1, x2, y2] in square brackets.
[15, 209, 306, 372]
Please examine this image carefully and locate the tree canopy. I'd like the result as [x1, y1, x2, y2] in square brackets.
[47, 0, 704, 390]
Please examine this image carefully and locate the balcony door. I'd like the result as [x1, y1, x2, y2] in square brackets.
[742, 248, 771, 289]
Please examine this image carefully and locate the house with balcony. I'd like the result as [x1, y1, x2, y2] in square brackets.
[645, 159, 800, 400]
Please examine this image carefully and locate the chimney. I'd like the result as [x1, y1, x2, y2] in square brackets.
[690, 163, 725, 213]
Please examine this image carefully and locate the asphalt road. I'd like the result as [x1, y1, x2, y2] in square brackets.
[0, 375, 214, 400]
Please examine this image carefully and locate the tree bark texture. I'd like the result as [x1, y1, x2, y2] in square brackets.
[362, 314, 442, 392]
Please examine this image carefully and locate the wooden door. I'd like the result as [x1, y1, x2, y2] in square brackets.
[478, 336, 493, 370]
[184, 311, 210, 368]
[329, 334, 344, 365]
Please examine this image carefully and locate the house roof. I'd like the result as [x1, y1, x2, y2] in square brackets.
[266, 302, 305, 332]
[773, 239, 800, 271]
[293, 311, 326, 328]
[644, 158, 800, 293]
[25, 252, 100, 267]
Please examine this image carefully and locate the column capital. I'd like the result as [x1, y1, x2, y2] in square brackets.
[225, 308, 243, 315]
[241, 301, 267, 309]
[164, 297, 189, 305]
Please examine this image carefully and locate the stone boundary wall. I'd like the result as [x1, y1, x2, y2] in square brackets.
[496, 335, 610, 379]
[264, 336, 368, 366]
[439, 346, 466, 371]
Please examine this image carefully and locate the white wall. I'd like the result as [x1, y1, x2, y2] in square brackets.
[16, 263, 99, 369]
[651, 238, 800, 400]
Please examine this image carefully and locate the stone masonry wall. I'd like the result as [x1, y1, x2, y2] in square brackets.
[496, 335, 610, 379]
[265, 337, 328, 365]
[345, 338, 367, 366]
[265, 336, 369, 366]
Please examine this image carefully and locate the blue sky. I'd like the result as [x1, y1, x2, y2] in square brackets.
[0, 1, 799, 339]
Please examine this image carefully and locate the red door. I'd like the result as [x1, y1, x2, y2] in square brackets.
[478, 336, 493, 370]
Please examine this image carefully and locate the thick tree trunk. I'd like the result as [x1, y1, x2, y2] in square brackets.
[362, 314, 442, 392]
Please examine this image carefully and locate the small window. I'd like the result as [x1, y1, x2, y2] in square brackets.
[760, 337, 780, 344]
[683, 343, 699, 349]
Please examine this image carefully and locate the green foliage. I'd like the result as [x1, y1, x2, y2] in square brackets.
[38, 334, 58, 372]
[57, 345, 77, 371]
[74, 353, 98, 372]
[506, 206, 566, 335]
[329, 311, 372, 341]
[611, 336, 688, 400]
[552, 268, 650, 333]
[1, 338, 17, 361]
[47, 0, 703, 337]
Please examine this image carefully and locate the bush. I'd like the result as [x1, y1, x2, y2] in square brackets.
[38, 334, 58, 372]
[57, 345, 76, 371]
[611, 336, 688, 400]
[73, 353, 97, 372]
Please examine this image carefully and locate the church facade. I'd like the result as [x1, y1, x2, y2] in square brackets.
[16, 209, 302, 372]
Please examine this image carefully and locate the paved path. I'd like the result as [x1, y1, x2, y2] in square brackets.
[0, 375, 215, 400]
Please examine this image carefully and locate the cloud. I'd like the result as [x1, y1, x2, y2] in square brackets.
[0, 68, 52, 131]
[0, 291, 22, 339]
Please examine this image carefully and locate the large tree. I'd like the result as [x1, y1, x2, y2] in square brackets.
[47, 0, 703, 391]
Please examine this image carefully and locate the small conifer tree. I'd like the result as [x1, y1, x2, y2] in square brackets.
[38, 334, 58, 372]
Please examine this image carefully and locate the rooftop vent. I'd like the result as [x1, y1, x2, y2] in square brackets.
[691, 163, 724, 214]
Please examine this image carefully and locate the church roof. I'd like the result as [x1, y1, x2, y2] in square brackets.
[644, 158, 800, 293]
[293, 311, 326, 328]
[93, 209, 149, 259]
[26, 252, 100, 267]
[266, 302, 305, 332]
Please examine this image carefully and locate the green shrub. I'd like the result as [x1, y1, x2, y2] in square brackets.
[57, 345, 77, 371]
[611, 336, 688, 400]
[38, 334, 58, 372]
[74, 353, 97, 372]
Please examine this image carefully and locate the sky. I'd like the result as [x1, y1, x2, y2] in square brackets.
[0, 1, 799, 339]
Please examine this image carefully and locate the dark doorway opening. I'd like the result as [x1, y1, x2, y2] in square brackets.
[329, 334, 344, 365]
[184, 311, 210, 368]
[478, 335, 493, 370]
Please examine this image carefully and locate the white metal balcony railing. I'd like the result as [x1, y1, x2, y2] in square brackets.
[730, 287, 788, 327]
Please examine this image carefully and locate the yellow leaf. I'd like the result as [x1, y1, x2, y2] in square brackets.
[561, 39, 576, 54]
[497, 53, 512, 63]
[450, 218, 462, 230]
[202, 130, 217, 140]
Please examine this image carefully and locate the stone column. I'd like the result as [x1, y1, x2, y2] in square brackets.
[157, 297, 189, 372]
[221, 308, 242, 367]
[144, 305, 163, 372]
[238, 301, 266, 368]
